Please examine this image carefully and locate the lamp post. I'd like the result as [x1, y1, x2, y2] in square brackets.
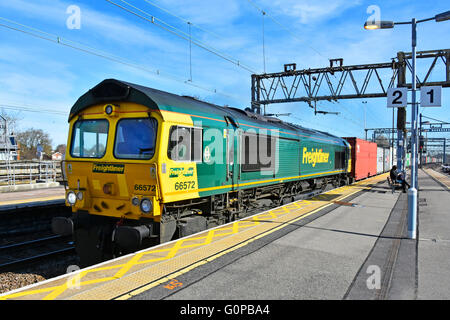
[364, 10, 450, 239]
[419, 115, 431, 168]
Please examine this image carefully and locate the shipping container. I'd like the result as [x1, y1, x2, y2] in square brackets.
[343, 137, 377, 180]
[377, 147, 391, 173]
[383, 148, 391, 172]
[377, 147, 384, 174]
[392, 147, 397, 168]
[377, 147, 384, 173]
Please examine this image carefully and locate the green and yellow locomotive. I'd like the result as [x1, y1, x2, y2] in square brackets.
[53, 79, 352, 266]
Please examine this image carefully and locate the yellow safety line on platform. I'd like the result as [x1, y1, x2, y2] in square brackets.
[0, 195, 65, 207]
[115, 197, 352, 300]
[423, 168, 450, 189]
[0, 173, 388, 300]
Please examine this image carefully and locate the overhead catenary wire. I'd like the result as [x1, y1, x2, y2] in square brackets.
[106, 0, 259, 74]
[128, 0, 257, 80]
[0, 17, 241, 101]
[141, 0, 226, 41]
[287, 114, 356, 137]
[188, 21, 192, 82]
[0, 104, 68, 116]
[246, 0, 383, 129]
[313, 102, 365, 130]
[246, 0, 325, 62]
[141, 0, 260, 79]
[420, 114, 449, 124]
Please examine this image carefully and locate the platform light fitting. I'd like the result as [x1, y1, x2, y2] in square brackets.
[435, 10, 450, 22]
[364, 20, 394, 30]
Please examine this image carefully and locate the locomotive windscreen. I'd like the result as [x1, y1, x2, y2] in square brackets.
[114, 118, 158, 160]
[70, 119, 109, 158]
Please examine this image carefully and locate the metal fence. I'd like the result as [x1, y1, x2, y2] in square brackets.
[0, 161, 62, 186]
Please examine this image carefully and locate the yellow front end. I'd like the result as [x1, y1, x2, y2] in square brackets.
[347, 144, 352, 174]
[64, 102, 163, 222]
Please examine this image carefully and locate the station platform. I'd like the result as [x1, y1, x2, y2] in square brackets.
[0, 169, 448, 300]
[0, 186, 65, 211]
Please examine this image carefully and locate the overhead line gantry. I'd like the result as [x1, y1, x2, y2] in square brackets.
[251, 49, 450, 114]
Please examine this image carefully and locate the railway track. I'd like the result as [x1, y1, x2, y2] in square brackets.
[0, 235, 75, 272]
[0, 204, 71, 240]
[0, 179, 384, 274]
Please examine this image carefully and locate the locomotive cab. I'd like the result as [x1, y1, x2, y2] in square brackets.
[55, 105, 166, 264]
[64, 104, 162, 221]
[52, 80, 174, 265]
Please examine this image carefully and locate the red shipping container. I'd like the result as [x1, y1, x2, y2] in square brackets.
[343, 137, 378, 181]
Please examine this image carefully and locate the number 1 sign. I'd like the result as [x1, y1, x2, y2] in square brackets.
[387, 87, 408, 108]
[420, 86, 442, 107]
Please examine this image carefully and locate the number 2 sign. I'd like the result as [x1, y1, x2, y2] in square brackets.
[387, 87, 408, 108]
[420, 86, 441, 107]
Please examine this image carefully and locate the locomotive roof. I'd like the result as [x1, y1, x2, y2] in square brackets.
[69, 79, 347, 146]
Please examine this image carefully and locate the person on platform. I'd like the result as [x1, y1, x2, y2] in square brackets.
[390, 165, 410, 193]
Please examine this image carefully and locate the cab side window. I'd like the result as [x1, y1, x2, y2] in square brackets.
[168, 126, 202, 162]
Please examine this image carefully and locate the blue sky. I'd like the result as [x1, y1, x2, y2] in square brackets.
[0, 0, 449, 149]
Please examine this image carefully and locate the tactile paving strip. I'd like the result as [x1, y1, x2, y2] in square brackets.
[0, 174, 387, 300]
[423, 168, 450, 188]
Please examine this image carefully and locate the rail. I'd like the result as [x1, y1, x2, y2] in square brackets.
[0, 235, 75, 272]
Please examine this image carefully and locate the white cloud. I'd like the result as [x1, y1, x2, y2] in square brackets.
[157, 0, 243, 26]
[0, 0, 448, 146]
[0, 0, 183, 52]
[259, 0, 362, 24]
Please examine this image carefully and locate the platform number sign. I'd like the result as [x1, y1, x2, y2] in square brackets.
[420, 86, 441, 107]
[387, 87, 408, 108]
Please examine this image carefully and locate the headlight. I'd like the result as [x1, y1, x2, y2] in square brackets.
[76, 191, 83, 201]
[67, 191, 77, 205]
[105, 104, 113, 115]
[140, 198, 152, 214]
[131, 196, 140, 206]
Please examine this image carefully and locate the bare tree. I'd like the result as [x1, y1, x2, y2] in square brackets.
[16, 128, 53, 160]
[375, 135, 390, 148]
[55, 144, 66, 154]
[0, 108, 22, 134]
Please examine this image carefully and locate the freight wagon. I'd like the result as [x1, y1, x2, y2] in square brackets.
[343, 137, 377, 180]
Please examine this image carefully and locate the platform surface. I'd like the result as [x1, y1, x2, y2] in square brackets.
[161, 184, 397, 300]
[1, 169, 449, 300]
[0, 186, 65, 211]
[417, 168, 450, 299]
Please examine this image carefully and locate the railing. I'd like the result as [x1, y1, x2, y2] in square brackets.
[0, 161, 63, 186]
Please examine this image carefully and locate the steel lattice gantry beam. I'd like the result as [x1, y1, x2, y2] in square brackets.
[422, 128, 450, 132]
[365, 124, 450, 135]
[251, 49, 450, 113]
